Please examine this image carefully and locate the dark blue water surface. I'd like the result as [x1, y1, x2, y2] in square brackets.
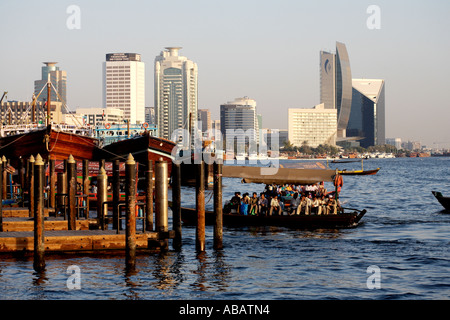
[1, 157, 449, 300]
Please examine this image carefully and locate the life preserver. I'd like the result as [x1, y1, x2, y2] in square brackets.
[143, 122, 149, 129]
[105, 123, 111, 129]
[333, 174, 343, 187]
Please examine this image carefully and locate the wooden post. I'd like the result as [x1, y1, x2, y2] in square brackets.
[33, 154, 45, 272]
[49, 158, 56, 209]
[155, 161, 169, 250]
[28, 155, 35, 217]
[213, 162, 223, 250]
[125, 154, 136, 270]
[196, 161, 205, 252]
[112, 159, 120, 231]
[1, 156, 6, 199]
[0, 156, 3, 232]
[172, 162, 182, 250]
[97, 167, 108, 230]
[145, 159, 153, 232]
[56, 172, 66, 216]
[67, 155, 77, 230]
[19, 157, 25, 205]
[82, 159, 90, 219]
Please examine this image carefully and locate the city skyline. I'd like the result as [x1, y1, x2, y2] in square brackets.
[1, 1, 450, 147]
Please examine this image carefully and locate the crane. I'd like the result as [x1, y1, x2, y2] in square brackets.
[0, 91, 7, 104]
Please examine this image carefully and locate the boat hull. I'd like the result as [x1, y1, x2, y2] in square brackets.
[180, 207, 366, 229]
[432, 191, 450, 211]
[0, 125, 98, 167]
[339, 168, 380, 176]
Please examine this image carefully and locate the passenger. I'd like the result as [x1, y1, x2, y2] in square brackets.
[240, 197, 249, 215]
[311, 195, 320, 215]
[326, 196, 338, 215]
[289, 192, 300, 215]
[249, 192, 259, 215]
[319, 195, 327, 215]
[230, 192, 241, 213]
[299, 194, 311, 215]
[269, 195, 282, 216]
[258, 193, 268, 215]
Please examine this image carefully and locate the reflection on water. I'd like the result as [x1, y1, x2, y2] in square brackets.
[1, 158, 450, 299]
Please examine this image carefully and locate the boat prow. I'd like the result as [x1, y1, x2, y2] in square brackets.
[432, 191, 450, 211]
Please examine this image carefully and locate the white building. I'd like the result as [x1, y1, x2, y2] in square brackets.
[154, 47, 198, 140]
[288, 103, 337, 148]
[103, 53, 145, 124]
[76, 107, 124, 126]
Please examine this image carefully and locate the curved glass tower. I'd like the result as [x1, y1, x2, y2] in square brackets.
[320, 42, 352, 138]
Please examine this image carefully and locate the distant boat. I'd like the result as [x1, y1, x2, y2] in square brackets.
[432, 191, 450, 211]
[339, 168, 380, 176]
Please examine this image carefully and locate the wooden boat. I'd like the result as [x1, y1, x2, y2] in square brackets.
[432, 191, 450, 211]
[339, 168, 380, 176]
[0, 124, 99, 168]
[180, 206, 366, 229]
[177, 165, 367, 229]
[94, 132, 176, 173]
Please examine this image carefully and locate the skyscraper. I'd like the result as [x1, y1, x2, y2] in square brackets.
[220, 97, 259, 152]
[34, 62, 67, 112]
[320, 42, 352, 138]
[103, 53, 145, 124]
[347, 79, 385, 148]
[154, 47, 198, 140]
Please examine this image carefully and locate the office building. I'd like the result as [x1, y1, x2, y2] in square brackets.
[347, 79, 385, 148]
[34, 62, 67, 113]
[154, 47, 198, 141]
[320, 42, 352, 138]
[103, 53, 145, 124]
[220, 97, 259, 150]
[386, 138, 402, 150]
[198, 109, 211, 133]
[288, 103, 337, 148]
[76, 107, 124, 126]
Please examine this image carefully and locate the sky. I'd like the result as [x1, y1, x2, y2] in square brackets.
[1, 0, 450, 148]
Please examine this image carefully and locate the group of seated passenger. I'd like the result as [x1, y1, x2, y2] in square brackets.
[225, 183, 341, 216]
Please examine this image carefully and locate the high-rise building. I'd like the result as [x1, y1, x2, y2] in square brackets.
[220, 97, 259, 150]
[198, 109, 211, 133]
[347, 79, 385, 148]
[288, 103, 337, 148]
[34, 62, 67, 112]
[320, 42, 352, 138]
[103, 53, 145, 124]
[154, 47, 198, 141]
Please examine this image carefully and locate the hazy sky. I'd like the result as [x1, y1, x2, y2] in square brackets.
[1, 0, 450, 147]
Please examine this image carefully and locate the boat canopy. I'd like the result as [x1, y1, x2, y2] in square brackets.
[222, 166, 338, 185]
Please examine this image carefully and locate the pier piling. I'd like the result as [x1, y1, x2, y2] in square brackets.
[83, 159, 90, 219]
[33, 154, 45, 272]
[172, 162, 182, 250]
[145, 159, 153, 232]
[67, 155, 77, 230]
[97, 166, 108, 230]
[196, 161, 205, 252]
[2, 156, 6, 199]
[213, 162, 223, 250]
[125, 154, 137, 270]
[155, 161, 169, 250]
[49, 158, 56, 209]
[112, 159, 120, 231]
[28, 155, 35, 218]
[0, 157, 3, 232]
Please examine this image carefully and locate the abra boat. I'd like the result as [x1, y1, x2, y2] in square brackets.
[179, 165, 367, 229]
[432, 191, 450, 211]
[339, 168, 380, 176]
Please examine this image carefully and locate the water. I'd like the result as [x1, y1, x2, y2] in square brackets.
[1, 157, 450, 300]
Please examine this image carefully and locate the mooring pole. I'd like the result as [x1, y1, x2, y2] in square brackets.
[0, 156, 3, 232]
[67, 155, 77, 230]
[213, 162, 223, 250]
[155, 161, 169, 250]
[82, 159, 90, 219]
[97, 167, 108, 230]
[28, 155, 35, 217]
[33, 154, 45, 272]
[145, 159, 153, 232]
[125, 154, 136, 270]
[49, 157, 56, 209]
[172, 162, 182, 250]
[196, 161, 205, 252]
[112, 159, 120, 231]
[1, 156, 6, 199]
